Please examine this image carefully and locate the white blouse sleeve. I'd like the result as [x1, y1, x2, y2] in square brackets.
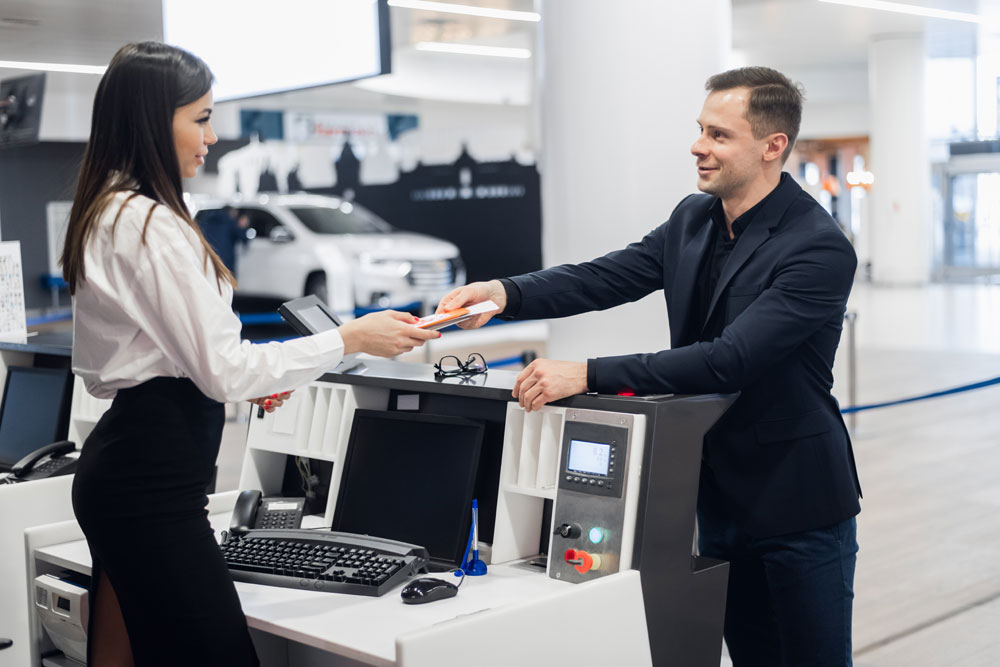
[114, 208, 346, 403]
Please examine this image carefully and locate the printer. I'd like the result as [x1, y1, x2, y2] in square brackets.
[34, 574, 88, 666]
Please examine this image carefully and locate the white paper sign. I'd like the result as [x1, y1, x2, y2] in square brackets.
[0, 241, 27, 343]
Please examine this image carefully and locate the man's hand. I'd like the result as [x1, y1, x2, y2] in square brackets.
[435, 280, 507, 329]
[338, 310, 440, 357]
[249, 390, 293, 413]
[513, 359, 588, 412]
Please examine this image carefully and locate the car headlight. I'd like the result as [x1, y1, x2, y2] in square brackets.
[360, 256, 412, 277]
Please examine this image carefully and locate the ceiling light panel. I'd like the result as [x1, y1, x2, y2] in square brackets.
[817, 0, 981, 24]
[0, 60, 105, 74]
[389, 0, 540, 22]
[414, 41, 531, 58]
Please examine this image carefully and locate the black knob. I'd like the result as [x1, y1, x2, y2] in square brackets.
[555, 523, 582, 539]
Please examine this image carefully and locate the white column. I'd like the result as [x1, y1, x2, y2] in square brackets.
[868, 34, 932, 284]
[535, 0, 731, 362]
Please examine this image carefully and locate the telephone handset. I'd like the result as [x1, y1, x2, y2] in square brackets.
[229, 489, 306, 535]
[7, 440, 78, 482]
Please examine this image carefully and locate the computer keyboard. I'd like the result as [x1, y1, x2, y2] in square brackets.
[220, 529, 429, 597]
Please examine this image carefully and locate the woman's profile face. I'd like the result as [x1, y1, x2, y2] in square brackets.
[172, 90, 217, 179]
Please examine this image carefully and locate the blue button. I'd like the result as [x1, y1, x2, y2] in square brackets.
[589, 527, 604, 544]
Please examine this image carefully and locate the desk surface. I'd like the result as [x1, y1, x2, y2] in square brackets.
[34, 513, 573, 666]
[0, 330, 73, 356]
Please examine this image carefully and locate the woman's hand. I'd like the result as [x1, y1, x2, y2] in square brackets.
[249, 390, 293, 413]
[337, 310, 440, 357]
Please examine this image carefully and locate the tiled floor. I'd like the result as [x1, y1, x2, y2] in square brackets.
[837, 284, 1000, 667]
[218, 282, 1000, 666]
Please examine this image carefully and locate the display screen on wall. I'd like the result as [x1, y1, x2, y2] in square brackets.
[162, 0, 390, 102]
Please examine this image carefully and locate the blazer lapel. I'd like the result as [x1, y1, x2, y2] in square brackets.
[670, 219, 714, 347]
[701, 175, 802, 330]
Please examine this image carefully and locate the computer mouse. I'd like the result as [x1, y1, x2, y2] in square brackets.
[400, 577, 459, 604]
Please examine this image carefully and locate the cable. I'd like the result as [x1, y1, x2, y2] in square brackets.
[295, 456, 317, 500]
[446, 567, 467, 588]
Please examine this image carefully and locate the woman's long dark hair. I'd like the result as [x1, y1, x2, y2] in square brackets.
[61, 41, 235, 293]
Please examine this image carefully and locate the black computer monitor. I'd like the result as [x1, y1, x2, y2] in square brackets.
[0, 366, 73, 471]
[332, 410, 484, 568]
[0, 72, 45, 147]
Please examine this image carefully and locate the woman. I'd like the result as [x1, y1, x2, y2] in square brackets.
[60, 42, 437, 666]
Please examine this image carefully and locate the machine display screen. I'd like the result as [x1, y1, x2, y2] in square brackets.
[298, 305, 338, 333]
[265, 501, 300, 511]
[567, 439, 611, 476]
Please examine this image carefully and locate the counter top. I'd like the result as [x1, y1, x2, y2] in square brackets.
[0, 330, 73, 357]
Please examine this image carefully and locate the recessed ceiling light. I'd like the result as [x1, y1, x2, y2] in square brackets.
[0, 60, 106, 74]
[0, 17, 41, 26]
[389, 0, 540, 22]
[414, 42, 531, 58]
[818, 0, 981, 24]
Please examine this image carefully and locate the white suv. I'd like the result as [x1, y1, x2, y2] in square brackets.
[191, 193, 465, 316]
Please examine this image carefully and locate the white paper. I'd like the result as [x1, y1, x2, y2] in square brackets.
[416, 299, 499, 331]
[0, 241, 27, 343]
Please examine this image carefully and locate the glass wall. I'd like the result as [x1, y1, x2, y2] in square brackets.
[929, 53, 1000, 281]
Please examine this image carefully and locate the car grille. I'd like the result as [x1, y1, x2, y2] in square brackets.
[407, 258, 461, 289]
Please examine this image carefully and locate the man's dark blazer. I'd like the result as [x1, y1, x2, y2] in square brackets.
[504, 174, 861, 538]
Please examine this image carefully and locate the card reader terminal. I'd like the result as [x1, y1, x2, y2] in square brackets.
[550, 409, 636, 584]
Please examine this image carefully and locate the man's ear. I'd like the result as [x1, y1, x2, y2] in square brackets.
[763, 133, 788, 164]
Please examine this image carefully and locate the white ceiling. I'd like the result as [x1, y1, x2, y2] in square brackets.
[732, 0, 985, 69]
[0, 0, 161, 66]
[0, 0, 536, 67]
[0, 0, 996, 104]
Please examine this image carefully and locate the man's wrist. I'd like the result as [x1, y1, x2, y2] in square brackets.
[497, 278, 522, 319]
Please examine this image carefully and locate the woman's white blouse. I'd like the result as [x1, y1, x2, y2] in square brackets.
[72, 191, 345, 402]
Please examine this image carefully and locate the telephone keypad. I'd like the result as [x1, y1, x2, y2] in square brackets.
[256, 511, 302, 530]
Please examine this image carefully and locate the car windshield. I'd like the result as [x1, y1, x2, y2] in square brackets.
[288, 204, 393, 235]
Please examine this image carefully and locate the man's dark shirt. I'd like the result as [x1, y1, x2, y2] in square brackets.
[696, 175, 783, 342]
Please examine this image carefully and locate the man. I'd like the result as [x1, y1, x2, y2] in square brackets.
[198, 205, 249, 276]
[438, 67, 861, 666]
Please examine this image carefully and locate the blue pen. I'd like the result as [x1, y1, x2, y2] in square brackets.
[471, 499, 479, 564]
[463, 498, 487, 575]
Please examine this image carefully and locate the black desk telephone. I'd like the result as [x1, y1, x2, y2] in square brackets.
[230, 489, 306, 534]
[2, 441, 77, 483]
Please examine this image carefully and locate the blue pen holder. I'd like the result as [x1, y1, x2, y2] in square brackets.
[463, 557, 487, 576]
[458, 503, 488, 577]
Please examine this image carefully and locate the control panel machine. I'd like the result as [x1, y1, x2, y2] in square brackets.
[549, 409, 643, 584]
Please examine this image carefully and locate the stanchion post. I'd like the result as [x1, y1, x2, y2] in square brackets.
[845, 311, 858, 433]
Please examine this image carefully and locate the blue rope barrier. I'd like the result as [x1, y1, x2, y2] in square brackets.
[26, 312, 72, 327]
[236, 308, 523, 328]
[238, 312, 285, 326]
[487, 355, 523, 368]
[50, 303, 992, 413]
[840, 375, 1000, 414]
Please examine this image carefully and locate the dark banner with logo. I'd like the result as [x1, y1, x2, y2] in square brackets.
[306, 142, 542, 283]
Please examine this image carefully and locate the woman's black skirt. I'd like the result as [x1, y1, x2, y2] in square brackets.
[72, 377, 258, 666]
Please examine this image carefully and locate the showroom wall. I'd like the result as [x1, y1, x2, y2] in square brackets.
[0, 8, 881, 317]
[0, 65, 537, 311]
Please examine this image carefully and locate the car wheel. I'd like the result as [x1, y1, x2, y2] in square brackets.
[305, 273, 328, 305]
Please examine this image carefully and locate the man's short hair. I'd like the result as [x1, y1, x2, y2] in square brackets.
[705, 67, 804, 163]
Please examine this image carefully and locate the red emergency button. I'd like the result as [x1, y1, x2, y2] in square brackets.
[564, 548, 603, 574]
